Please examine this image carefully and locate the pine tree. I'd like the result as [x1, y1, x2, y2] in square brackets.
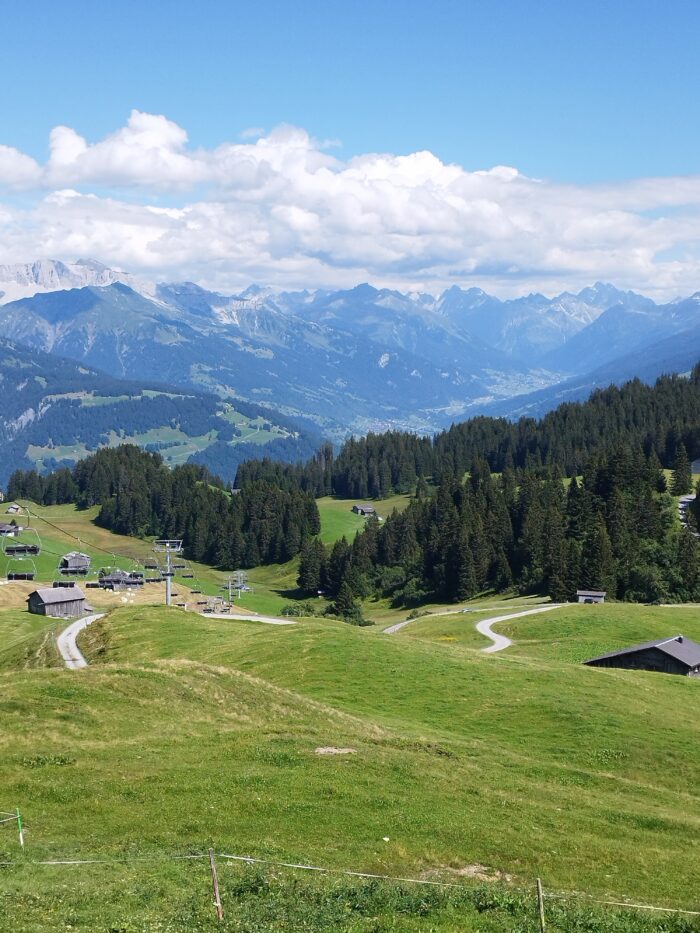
[450, 528, 477, 601]
[580, 515, 616, 596]
[671, 442, 692, 495]
[297, 537, 325, 593]
[332, 579, 367, 625]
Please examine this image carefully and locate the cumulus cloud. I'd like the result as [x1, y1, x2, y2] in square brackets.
[1, 110, 700, 298]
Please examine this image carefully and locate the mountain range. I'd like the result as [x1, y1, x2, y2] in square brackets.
[0, 335, 319, 487]
[1, 258, 699, 444]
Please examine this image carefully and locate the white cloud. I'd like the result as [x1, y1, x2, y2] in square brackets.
[1, 110, 700, 298]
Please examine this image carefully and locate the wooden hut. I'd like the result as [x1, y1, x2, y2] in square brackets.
[576, 589, 606, 604]
[585, 635, 700, 676]
[27, 586, 90, 619]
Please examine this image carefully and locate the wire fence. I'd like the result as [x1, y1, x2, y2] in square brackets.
[0, 845, 698, 921]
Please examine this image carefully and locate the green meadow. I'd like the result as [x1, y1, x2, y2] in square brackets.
[0, 503, 699, 929]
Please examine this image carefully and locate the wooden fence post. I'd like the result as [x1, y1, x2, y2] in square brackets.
[208, 848, 223, 921]
[536, 877, 546, 932]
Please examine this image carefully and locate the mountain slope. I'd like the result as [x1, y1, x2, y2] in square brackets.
[483, 323, 700, 419]
[436, 281, 653, 361]
[0, 338, 318, 486]
[0, 282, 556, 434]
[541, 293, 699, 374]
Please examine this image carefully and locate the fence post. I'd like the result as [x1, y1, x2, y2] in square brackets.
[536, 877, 546, 932]
[208, 848, 223, 921]
[16, 809, 24, 849]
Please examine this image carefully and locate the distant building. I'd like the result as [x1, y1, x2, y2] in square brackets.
[5, 504, 21, 514]
[352, 504, 376, 516]
[98, 569, 144, 590]
[27, 585, 90, 619]
[0, 523, 19, 537]
[576, 590, 606, 604]
[59, 551, 92, 575]
[585, 635, 700, 677]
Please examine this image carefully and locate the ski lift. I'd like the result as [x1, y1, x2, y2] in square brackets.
[3, 521, 40, 580]
[6, 557, 37, 581]
[97, 567, 133, 590]
[4, 524, 41, 558]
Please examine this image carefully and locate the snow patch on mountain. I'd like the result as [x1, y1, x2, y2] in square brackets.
[0, 259, 155, 305]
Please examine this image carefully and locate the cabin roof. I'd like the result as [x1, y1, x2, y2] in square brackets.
[576, 590, 606, 597]
[28, 586, 87, 605]
[585, 634, 700, 669]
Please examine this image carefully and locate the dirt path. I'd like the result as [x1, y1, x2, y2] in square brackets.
[201, 611, 296, 626]
[56, 613, 105, 669]
[476, 605, 562, 653]
[383, 618, 415, 634]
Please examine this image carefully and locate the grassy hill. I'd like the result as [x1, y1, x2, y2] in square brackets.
[1, 501, 699, 929]
[1, 593, 699, 929]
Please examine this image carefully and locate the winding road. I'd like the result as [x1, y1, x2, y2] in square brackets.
[384, 603, 562, 653]
[475, 604, 561, 653]
[56, 613, 105, 669]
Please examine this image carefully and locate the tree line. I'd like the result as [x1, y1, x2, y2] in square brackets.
[8, 445, 320, 568]
[235, 368, 700, 500]
[297, 444, 698, 616]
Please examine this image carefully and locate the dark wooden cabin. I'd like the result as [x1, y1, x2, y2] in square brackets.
[585, 635, 700, 676]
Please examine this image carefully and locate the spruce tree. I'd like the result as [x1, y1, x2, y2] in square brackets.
[671, 442, 692, 495]
[297, 537, 325, 593]
[580, 515, 616, 596]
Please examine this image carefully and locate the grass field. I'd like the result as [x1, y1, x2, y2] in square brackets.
[316, 494, 412, 545]
[2, 502, 700, 929]
[0, 600, 699, 929]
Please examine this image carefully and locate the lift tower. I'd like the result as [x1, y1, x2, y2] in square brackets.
[154, 540, 183, 607]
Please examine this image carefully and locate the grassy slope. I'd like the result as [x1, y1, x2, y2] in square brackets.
[2, 502, 700, 927]
[316, 494, 412, 545]
[63, 607, 700, 907]
[0, 601, 699, 928]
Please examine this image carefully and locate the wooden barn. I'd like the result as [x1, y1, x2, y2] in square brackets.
[27, 586, 90, 619]
[352, 504, 376, 516]
[585, 634, 700, 676]
[577, 589, 606, 604]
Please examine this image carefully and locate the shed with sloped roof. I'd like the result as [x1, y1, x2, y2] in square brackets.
[27, 585, 90, 619]
[584, 635, 700, 676]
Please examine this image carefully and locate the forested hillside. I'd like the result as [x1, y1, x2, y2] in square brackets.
[10, 368, 700, 605]
[0, 337, 319, 485]
[8, 446, 320, 567]
[298, 450, 694, 610]
[236, 369, 700, 498]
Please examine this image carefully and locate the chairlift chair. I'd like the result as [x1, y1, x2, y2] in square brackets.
[6, 555, 37, 581]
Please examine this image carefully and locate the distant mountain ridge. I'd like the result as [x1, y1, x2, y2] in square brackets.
[0, 258, 155, 304]
[0, 337, 319, 487]
[0, 259, 698, 432]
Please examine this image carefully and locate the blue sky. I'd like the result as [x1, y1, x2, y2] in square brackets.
[3, 0, 699, 183]
[1, 1, 700, 297]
